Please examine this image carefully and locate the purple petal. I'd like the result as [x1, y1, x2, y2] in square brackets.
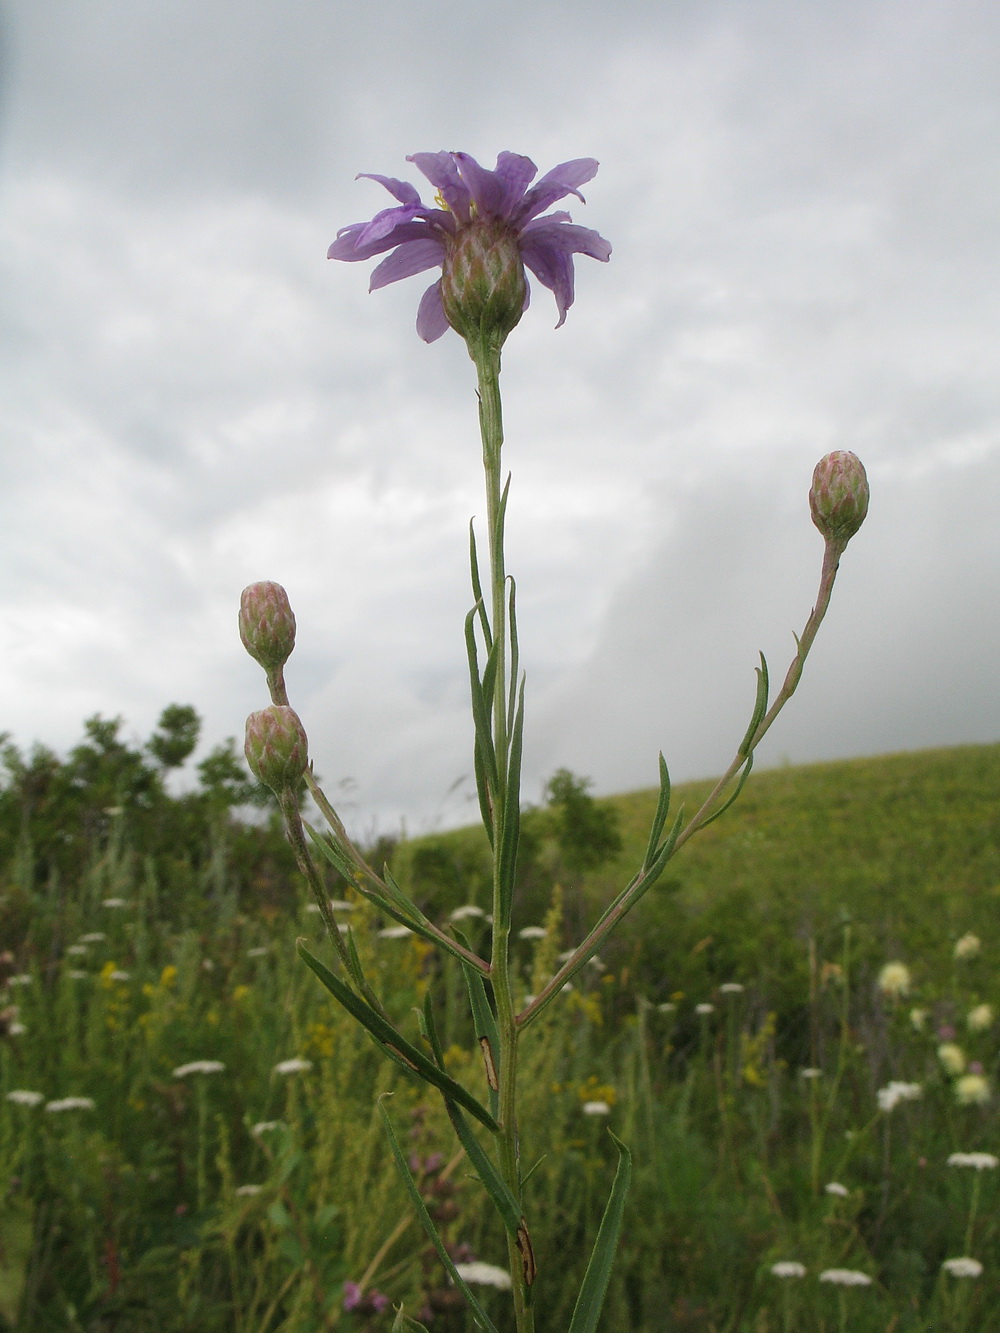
[415, 279, 450, 342]
[452, 152, 506, 216]
[520, 241, 576, 327]
[368, 238, 446, 291]
[357, 173, 423, 208]
[408, 152, 472, 222]
[328, 218, 445, 263]
[519, 218, 612, 263]
[493, 152, 538, 216]
[515, 158, 600, 225]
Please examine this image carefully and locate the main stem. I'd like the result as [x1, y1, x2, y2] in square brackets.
[472, 343, 534, 1333]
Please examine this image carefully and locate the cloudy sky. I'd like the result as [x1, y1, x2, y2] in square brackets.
[2, 0, 999, 836]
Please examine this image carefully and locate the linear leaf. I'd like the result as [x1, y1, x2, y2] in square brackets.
[298, 943, 499, 1132]
[497, 675, 525, 925]
[469, 520, 492, 651]
[567, 1132, 632, 1333]
[444, 1099, 521, 1235]
[738, 652, 769, 756]
[642, 753, 671, 871]
[459, 947, 500, 1120]
[379, 1098, 500, 1333]
[465, 607, 500, 799]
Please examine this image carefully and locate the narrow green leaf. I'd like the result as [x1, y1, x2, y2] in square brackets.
[344, 926, 367, 992]
[567, 1132, 632, 1333]
[444, 1099, 521, 1234]
[303, 823, 359, 883]
[298, 943, 499, 1132]
[648, 807, 685, 880]
[642, 752, 671, 871]
[459, 948, 501, 1120]
[506, 576, 519, 736]
[382, 864, 430, 924]
[738, 652, 769, 756]
[422, 990, 445, 1068]
[469, 521, 492, 651]
[473, 737, 495, 848]
[378, 1098, 500, 1333]
[496, 676, 525, 925]
[700, 754, 754, 829]
[465, 607, 500, 798]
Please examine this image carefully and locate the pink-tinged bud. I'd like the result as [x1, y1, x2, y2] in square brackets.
[440, 218, 527, 349]
[244, 705, 308, 794]
[809, 451, 869, 545]
[239, 582, 296, 672]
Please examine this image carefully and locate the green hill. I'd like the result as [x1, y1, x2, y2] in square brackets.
[393, 743, 1000, 1018]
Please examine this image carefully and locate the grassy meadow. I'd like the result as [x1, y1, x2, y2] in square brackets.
[2, 722, 1000, 1332]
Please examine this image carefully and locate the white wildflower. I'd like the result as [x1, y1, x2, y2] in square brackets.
[45, 1097, 96, 1112]
[6, 974, 32, 987]
[695, 1003, 715, 1015]
[910, 1007, 928, 1031]
[109, 969, 130, 982]
[943, 1257, 983, 1278]
[876, 1081, 922, 1112]
[582, 1100, 611, 1116]
[799, 1067, 823, 1080]
[947, 1152, 999, 1171]
[251, 1121, 283, 1137]
[247, 946, 269, 958]
[770, 1261, 807, 1278]
[954, 933, 981, 961]
[378, 924, 413, 939]
[720, 982, 745, 994]
[8, 1022, 26, 1036]
[518, 926, 547, 941]
[69, 970, 88, 980]
[235, 1184, 263, 1196]
[453, 1262, 512, 1290]
[65, 945, 88, 957]
[329, 899, 357, 911]
[657, 1002, 677, 1014]
[101, 898, 127, 908]
[819, 1269, 872, 1287]
[79, 932, 106, 943]
[273, 1058, 313, 1075]
[450, 905, 485, 921]
[824, 1181, 849, 1198]
[172, 1060, 225, 1078]
[877, 962, 911, 997]
[6, 1089, 44, 1107]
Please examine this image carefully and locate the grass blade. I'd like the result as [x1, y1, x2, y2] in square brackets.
[567, 1132, 632, 1333]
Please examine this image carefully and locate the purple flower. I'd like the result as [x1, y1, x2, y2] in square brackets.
[329, 151, 611, 344]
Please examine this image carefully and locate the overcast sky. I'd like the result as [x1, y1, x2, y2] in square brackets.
[1, 0, 999, 836]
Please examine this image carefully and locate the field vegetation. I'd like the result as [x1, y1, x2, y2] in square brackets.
[2, 710, 999, 1331]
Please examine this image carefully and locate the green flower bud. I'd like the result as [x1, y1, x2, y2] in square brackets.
[240, 582, 296, 672]
[440, 218, 527, 349]
[244, 705, 308, 794]
[809, 451, 869, 545]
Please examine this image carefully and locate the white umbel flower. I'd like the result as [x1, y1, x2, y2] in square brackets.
[45, 1097, 96, 1112]
[378, 925, 413, 939]
[819, 1269, 872, 1287]
[273, 1058, 313, 1075]
[942, 1257, 983, 1278]
[6, 1089, 44, 1107]
[954, 933, 981, 961]
[172, 1060, 225, 1078]
[824, 1181, 849, 1198]
[518, 926, 547, 940]
[947, 1152, 999, 1171]
[453, 1262, 512, 1290]
[877, 962, 911, 997]
[876, 1081, 922, 1112]
[582, 1100, 611, 1116]
[770, 1261, 806, 1278]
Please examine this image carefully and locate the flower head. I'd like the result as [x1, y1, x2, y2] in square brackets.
[943, 1257, 983, 1279]
[329, 151, 611, 348]
[824, 1181, 849, 1197]
[809, 451, 869, 547]
[240, 582, 297, 674]
[45, 1097, 96, 1113]
[968, 1004, 994, 1032]
[770, 1261, 807, 1278]
[876, 1081, 922, 1113]
[955, 1074, 991, 1105]
[244, 705, 309, 796]
[954, 932, 981, 960]
[172, 1060, 225, 1079]
[818, 1269, 873, 1287]
[453, 1261, 513, 1290]
[6, 1089, 44, 1107]
[877, 961, 911, 997]
[947, 1151, 999, 1170]
[938, 1042, 967, 1076]
[273, 1058, 313, 1076]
